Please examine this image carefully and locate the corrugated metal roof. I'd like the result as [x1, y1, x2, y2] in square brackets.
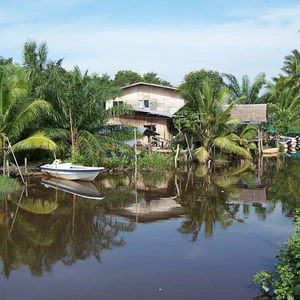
[121, 82, 178, 91]
[134, 109, 174, 118]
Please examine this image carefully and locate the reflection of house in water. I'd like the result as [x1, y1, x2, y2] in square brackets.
[100, 174, 172, 191]
[111, 196, 185, 223]
[227, 187, 267, 203]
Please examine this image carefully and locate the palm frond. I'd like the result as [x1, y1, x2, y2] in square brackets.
[14, 100, 52, 133]
[213, 136, 252, 159]
[78, 130, 104, 165]
[194, 146, 210, 163]
[11, 131, 57, 152]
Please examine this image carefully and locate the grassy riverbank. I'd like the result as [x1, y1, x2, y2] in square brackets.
[0, 176, 22, 194]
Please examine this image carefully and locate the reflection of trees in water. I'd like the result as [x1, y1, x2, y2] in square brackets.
[0, 188, 135, 278]
[267, 158, 300, 215]
[176, 163, 271, 241]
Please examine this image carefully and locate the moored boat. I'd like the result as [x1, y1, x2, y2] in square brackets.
[40, 159, 104, 181]
[262, 147, 279, 156]
[279, 136, 299, 148]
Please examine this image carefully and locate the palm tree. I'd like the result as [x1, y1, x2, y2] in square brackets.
[44, 66, 134, 165]
[222, 73, 266, 104]
[21, 40, 135, 165]
[266, 83, 300, 134]
[278, 49, 300, 90]
[0, 63, 56, 159]
[177, 79, 252, 163]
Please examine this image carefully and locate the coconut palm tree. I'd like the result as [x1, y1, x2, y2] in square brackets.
[222, 72, 266, 104]
[177, 79, 252, 164]
[0, 63, 56, 159]
[21, 40, 135, 165]
[266, 83, 300, 134]
[278, 49, 300, 90]
[43, 66, 134, 165]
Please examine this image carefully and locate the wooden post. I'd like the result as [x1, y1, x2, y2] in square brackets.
[134, 128, 137, 182]
[25, 157, 27, 174]
[3, 150, 6, 176]
[6, 160, 10, 177]
[2, 139, 6, 176]
[258, 124, 263, 156]
[175, 144, 180, 168]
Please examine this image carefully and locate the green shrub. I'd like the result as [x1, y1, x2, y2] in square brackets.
[137, 152, 174, 170]
[253, 209, 300, 299]
[0, 176, 22, 194]
[65, 155, 90, 166]
[104, 154, 133, 169]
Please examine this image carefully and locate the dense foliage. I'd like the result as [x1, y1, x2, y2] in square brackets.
[253, 210, 300, 299]
[176, 79, 253, 163]
[1, 39, 300, 167]
[222, 72, 266, 104]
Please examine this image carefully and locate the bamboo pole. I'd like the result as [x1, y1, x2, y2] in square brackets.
[24, 157, 27, 174]
[3, 136, 26, 184]
[6, 160, 10, 177]
[3, 148, 6, 176]
[184, 134, 193, 160]
[69, 109, 75, 158]
[7, 140, 26, 184]
[175, 144, 180, 168]
[134, 128, 138, 232]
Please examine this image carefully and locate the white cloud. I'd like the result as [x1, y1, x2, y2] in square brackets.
[1, 3, 299, 85]
[257, 4, 300, 24]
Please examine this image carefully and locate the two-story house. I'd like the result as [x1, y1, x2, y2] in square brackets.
[106, 82, 185, 145]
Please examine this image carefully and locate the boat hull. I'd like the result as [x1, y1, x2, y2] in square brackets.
[262, 148, 279, 156]
[40, 163, 104, 181]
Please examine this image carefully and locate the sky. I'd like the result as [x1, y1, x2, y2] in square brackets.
[1, 0, 300, 86]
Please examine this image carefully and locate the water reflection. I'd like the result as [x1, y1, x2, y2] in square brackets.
[0, 156, 299, 284]
[41, 177, 105, 200]
[0, 179, 135, 279]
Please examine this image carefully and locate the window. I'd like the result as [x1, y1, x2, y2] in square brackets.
[144, 125, 156, 132]
[113, 101, 123, 107]
[138, 99, 149, 109]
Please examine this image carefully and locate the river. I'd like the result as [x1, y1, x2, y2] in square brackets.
[0, 154, 299, 299]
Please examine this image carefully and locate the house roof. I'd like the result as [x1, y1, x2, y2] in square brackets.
[225, 104, 267, 123]
[121, 82, 178, 91]
[134, 109, 174, 118]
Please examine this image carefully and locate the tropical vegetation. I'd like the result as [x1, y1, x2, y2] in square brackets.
[1, 39, 300, 168]
[175, 79, 253, 163]
[0, 176, 22, 195]
[222, 72, 266, 104]
[253, 210, 300, 299]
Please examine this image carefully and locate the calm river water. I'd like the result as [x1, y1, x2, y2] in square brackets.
[0, 154, 299, 300]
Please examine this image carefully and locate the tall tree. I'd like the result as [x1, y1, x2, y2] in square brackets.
[278, 49, 300, 90]
[176, 79, 252, 163]
[222, 73, 266, 104]
[0, 63, 56, 156]
[266, 83, 300, 134]
[22, 39, 65, 102]
[142, 72, 172, 86]
[180, 69, 224, 96]
[46, 66, 133, 165]
[113, 70, 144, 87]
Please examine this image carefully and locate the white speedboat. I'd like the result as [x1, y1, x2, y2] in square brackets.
[40, 159, 104, 181]
[41, 177, 104, 200]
